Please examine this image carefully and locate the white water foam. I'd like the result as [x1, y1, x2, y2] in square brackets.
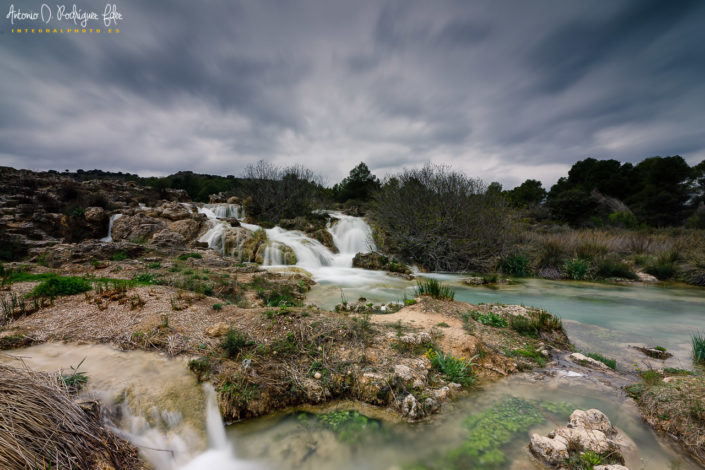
[100, 213, 123, 242]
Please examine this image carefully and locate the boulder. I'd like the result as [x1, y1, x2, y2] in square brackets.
[111, 213, 166, 242]
[568, 352, 609, 370]
[168, 219, 203, 241]
[151, 229, 187, 248]
[206, 323, 229, 337]
[352, 252, 411, 274]
[148, 201, 193, 221]
[401, 394, 425, 420]
[83, 207, 108, 238]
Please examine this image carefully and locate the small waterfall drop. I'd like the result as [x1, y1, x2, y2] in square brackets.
[328, 211, 376, 257]
[199, 221, 227, 255]
[101, 213, 123, 242]
[203, 204, 243, 220]
[264, 226, 334, 268]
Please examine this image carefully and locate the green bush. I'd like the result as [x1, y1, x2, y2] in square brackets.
[693, 332, 705, 364]
[147, 262, 161, 269]
[415, 278, 455, 300]
[30, 276, 91, 297]
[585, 352, 617, 370]
[468, 310, 507, 327]
[499, 253, 530, 277]
[564, 258, 591, 280]
[111, 252, 128, 261]
[221, 328, 250, 358]
[133, 273, 156, 284]
[537, 240, 565, 268]
[509, 310, 562, 337]
[426, 349, 476, 386]
[178, 252, 203, 261]
[645, 261, 676, 280]
[212, 303, 223, 311]
[594, 256, 637, 279]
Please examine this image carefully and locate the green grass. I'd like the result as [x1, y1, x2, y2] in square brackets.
[693, 332, 705, 364]
[585, 352, 617, 370]
[212, 303, 223, 311]
[564, 257, 591, 280]
[499, 253, 530, 277]
[147, 262, 161, 269]
[508, 310, 562, 337]
[426, 349, 476, 386]
[468, 310, 507, 327]
[508, 345, 547, 367]
[30, 275, 92, 297]
[415, 278, 455, 301]
[111, 252, 129, 261]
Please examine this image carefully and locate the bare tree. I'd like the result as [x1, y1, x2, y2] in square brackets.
[371, 163, 511, 271]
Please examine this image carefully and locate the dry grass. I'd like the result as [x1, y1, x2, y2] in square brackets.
[633, 375, 705, 466]
[0, 363, 142, 470]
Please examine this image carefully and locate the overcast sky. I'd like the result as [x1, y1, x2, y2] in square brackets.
[1, 0, 704, 189]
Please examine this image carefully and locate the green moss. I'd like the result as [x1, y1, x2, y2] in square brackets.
[299, 410, 381, 444]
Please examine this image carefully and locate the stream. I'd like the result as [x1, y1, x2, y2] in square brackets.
[3, 204, 704, 469]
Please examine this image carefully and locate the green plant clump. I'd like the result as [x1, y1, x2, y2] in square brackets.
[585, 352, 617, 370]
[415, 278, 455, 301]
[468, 310, 507, 328]
[178, 252, 203, 261]
[30, 276, 91, 297]
[509, 310, 562, 337]
[111, 252, 129, 261]
[426, 349, 476, 386]
[693, 332, 705, 364]
[302, 410, 381, 444]
[221, 328, 250, 358]
[499, 253, 530, 277]
[564, 258, 591, 280]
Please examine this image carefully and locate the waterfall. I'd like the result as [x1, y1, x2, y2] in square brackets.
[264, 226, 334, 267]
[203, 204, 243, 220]
[328, 211, 376, 256]
[100, 213, 123, 242]
[198, 207, 218, 220]
[199, 221, 227, 255]
[262, 242, 283, 266]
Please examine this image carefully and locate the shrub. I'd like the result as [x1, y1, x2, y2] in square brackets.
[585, 352, 617, 370]
[30, 276, 91, 297]
[509, 310, 562, 337]
[594, 256, 637, 279]
[693, 332, 705, 364]
[147, 262, 161, 269]
[415, 278, 455, 301]
[564, 258, 591, 280]
[537, 240, 566, 268]
[178, 252, 203, 261]
[132, 273, 156, 284]
[645, 260, 676, 280]
[111, 252, 128, 261]
[221, 328, 249, 358]
[499, 253, 531, 277]
[212, 303, 223, 311]
[426, 349, 476, 386]
[468, 310, 507, 327]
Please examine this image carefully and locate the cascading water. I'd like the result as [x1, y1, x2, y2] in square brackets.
[328, 211, 376, 256]
[100, 213, 123, 242]
[203, 204, 243, 220]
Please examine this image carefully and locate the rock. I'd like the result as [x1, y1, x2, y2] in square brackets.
[530, 409, 628, 469]
[401, 394, 425, 420]
[463, 276, 485, 286]
[153, 201, 193, 221]
[313, 372, 322, 380]
[433, 386, 451, 400]
[168, 219, 203, 241]
[111, 213, 166, 242]
[151, 229, 187, 248]
[352, 252, 411, 274]
[84, 207, 108, 237]
[594, 465, 629, 470]
[529, 433, 570, 466]
[423, 398, 440, 413]
[206, 323, 229, 337]
[632, 345, 672, 360]
[636, 271, 658, 283]
[394, 364, 414, 382]
[569, 352, 609, 370]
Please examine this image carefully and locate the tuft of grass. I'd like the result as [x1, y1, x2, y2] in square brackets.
[467, 310, 507, 327]
[30, 276, 91, 298]
[178, 252, 203, 261]
[111, 252, 128, 261]
[594, 255, 637, 279]
[499, 253, 531, 277]
[693, 332, 705, 364]
[564, 258, 591, 280]
[212, 303, 223, 311]
[415, 278, 455, 301]
[585, 352, 617, 370]
[508, 345, 547, 367]
[221, 328, 250, 358]
[509, 310, 562, 337]
[426, 349, 476, 386]
[147, 262, 161, 269]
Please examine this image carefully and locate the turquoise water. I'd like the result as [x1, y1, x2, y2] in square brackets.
[308, 276, 705, 369]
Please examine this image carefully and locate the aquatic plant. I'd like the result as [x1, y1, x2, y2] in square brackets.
[415, 278, 455, 300]
[692, 332, 705, 364]
[60, 358, 88, 394]
[303, 410, 381, 444]
[585, 352, 617, 370]
[426, 349, 476, 386]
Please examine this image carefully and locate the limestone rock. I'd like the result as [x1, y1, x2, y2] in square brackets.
[594, 465, 629, 470]
[401, 394, 425, 420]
[151, 229, 187, 248]
[529, 433, 570, 466]
[569, 352, 609, 370]
[111, 213, 166, 242]
[352, 252, 411, 274]
[206, 323, 229, 337]
[168, 219, 203, 241]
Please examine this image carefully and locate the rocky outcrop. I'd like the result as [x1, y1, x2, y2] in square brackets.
[352, 252, 412, 275]
[27, 241, 146, 266]
[569, 352, 610, 370]
[530, 409, 630, 469]
[278, 215, 338, 253]
[111, 214, 166, 243]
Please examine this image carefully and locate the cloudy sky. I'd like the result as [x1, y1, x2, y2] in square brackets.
[1, 0, 704, 188]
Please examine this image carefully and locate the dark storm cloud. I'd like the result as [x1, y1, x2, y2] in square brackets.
[1, 0, 704, 188]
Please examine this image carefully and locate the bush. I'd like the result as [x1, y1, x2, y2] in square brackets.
[646, 260, 676, 280]
[132, 273, 156, 284]
[212, 303, 223, 311]
[371, 163, 511, 272]
[509, 310, 562, 337]
[30, 276, 91, 297]
[585, 352, 617, 370]
[111, 252, 128, 261]
[178, 252, 203, 261]
[426, 349, 476, 386]
[221, 328, 249, 358]
[564, 258, 591, 280]
[594, 256, 637, 279]
[537, 240, 565, 268]
[415, 278, 455, 301]
[499, 253, 531, 277]
[468, 310, 507, 327]
[693, 332, 705, 364]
